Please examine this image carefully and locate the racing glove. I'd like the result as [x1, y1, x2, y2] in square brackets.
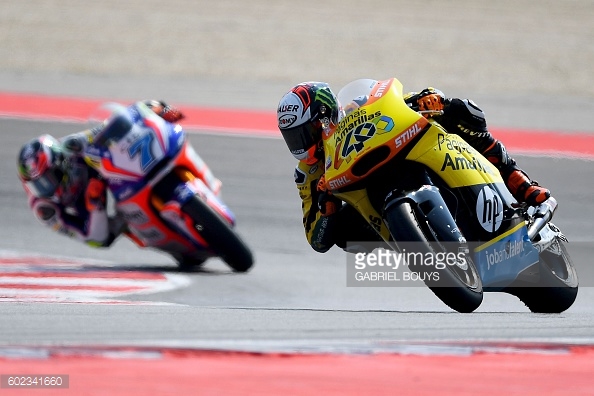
[144, 100, 185, 123]
[416, 88, 445, 117]
[405, 88, 445, 118]
[316, 175, 341, 217]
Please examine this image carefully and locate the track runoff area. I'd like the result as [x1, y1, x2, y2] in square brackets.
[1, 91, 593, 395]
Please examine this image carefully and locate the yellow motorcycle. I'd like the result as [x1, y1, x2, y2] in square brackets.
[323, 78, 578, 313]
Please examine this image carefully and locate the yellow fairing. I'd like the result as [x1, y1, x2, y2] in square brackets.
[324, 78, 425, 190]
[323, 77, 502, 239]
[406, 126, 502, 187]
[324, 78, 502, 191]
[334, 188, 392, 241]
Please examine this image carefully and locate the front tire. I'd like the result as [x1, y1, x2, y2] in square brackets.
[385, 201, 483, 313]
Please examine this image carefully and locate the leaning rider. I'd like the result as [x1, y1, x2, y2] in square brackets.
[16, 100, 217, 248]
[276, 81, 551, 253]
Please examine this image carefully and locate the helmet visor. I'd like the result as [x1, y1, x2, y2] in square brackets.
[279, 121, 320, 161]
[24, 167, 63, 198]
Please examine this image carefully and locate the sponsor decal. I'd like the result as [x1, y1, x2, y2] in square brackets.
[437, 133, 472, 154]
[328, 175, 351, 189]
[373, 80, 390, 98]
[312, 216, 329, 249]
[277, 91, 308, 129]
[277, 104, 300, 113]
[332, 114, 395, 170]
[86, 146, 102, 156]
[395, 121, 423, 148]
[108, 176, 125, 186]
[457, 124, 490, 138]
[476, 186, 503, 232]
[336, 108, 382, 140]
[117, 186, 134, 201]
[278, 114, 297, 128]
[440, 152, 495, 174]
[437, 133, 496, 175]
[136, 227, 164, 242]
[376, 115, 395, 133]
[484, 237, 525, 271]
[121, 209, 149, 225]
[127, 132, 157, 172]
[315, 89, 337, 112]
[341, 122, 377, 158]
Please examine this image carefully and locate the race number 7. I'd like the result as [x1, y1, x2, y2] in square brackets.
[128, 132, 156, 171]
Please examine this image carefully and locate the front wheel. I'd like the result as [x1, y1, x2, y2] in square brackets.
[385, 201, 483, 313]
[181, 195, 254, 273]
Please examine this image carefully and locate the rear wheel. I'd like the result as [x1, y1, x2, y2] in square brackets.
[385, 201, 483, 313]
[181, 195, 254, 273]
[511, 241, 578, 313]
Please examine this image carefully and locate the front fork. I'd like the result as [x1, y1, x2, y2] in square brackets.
[384, 184, 466, 244]
[524, 196, 567, 254]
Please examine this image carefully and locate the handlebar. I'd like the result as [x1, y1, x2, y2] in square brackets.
[417, 110, 444, 117]
[527, 197, 558, 241]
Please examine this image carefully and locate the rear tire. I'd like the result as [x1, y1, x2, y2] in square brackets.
[181, 195, 254, 273]
[511, 241, 578, 313]
[385, 201, 483, 313]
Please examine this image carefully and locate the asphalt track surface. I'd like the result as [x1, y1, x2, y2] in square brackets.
[1, 97, 594, 395]
[2, 1, 594, 393]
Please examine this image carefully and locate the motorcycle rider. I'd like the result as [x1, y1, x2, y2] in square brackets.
[16, 100, 221, 248]
[277, 81, 551, 253]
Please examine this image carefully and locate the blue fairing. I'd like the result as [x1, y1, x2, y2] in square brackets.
[475, 225, 540, 288]
[87, 103, 186, 203]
